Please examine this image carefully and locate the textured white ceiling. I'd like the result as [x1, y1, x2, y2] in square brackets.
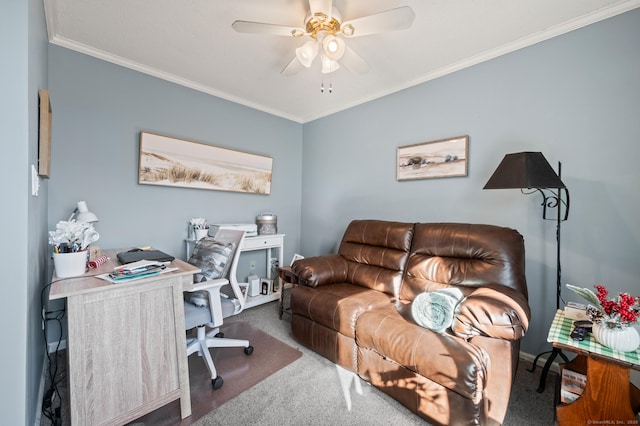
[44, 0, 639, 123]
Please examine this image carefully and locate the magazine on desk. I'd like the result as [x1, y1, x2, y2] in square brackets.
[97, 260, 178, 283]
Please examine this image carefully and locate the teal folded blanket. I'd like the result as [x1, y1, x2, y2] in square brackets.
[411, 288, 465, 333]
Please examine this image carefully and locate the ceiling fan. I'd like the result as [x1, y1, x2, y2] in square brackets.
[232, 0, 415, 76]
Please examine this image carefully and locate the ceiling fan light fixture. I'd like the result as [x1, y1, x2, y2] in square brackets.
[341, 23, 354, 36]
[291, 28, 305, 37]
[322, 34, 345, 61]
[314, 12, 328, 23]
[296, 40, 319, 67]
[321, 54, 340, 74]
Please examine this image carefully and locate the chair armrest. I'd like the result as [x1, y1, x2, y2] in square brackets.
[184, 278, 232, 327]
[291, 254, 349, 288]
[187, 278, 229, 293]
[452, 285, 531, 341]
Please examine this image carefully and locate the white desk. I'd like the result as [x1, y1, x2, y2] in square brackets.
[49, 251, 199, 425]
[185, 234, 285, 309]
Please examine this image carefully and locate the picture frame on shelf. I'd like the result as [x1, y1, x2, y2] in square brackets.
[396, 135, 469, 181]
[138, 131, 273, 194]
[290, 253, 304, 266]
[260, 279, 272, 295]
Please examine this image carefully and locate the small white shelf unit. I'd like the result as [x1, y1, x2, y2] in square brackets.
[185, 233, 285, 309]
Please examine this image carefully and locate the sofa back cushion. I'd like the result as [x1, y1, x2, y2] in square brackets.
[337, 220, 414, 296]
[399, 223, 527, 301]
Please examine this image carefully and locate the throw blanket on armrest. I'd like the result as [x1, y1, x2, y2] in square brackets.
[411, 288, 465, 333]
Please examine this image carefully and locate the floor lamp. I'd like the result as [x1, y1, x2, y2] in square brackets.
[483, 151, 570, 393]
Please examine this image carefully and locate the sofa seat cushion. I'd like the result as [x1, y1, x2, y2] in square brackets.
[356, 303, 488, 402]
[291, 283, 393, 338]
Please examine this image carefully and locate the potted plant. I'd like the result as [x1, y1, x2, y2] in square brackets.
[566, 283, 639, 352]
[49, 220, 100, 277]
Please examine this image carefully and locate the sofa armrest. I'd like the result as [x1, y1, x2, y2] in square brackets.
[452, 285, 531, 341]
[291, 254, 349, 288]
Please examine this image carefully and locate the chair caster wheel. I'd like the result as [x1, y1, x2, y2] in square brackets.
[212, 376, 224, 389]
[244, 345, 254, 355]
[215, 332, 224, 338]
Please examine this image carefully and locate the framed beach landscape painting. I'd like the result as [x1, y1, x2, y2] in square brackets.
[138, 132, 273, 194]
[396, 135, 469, 181]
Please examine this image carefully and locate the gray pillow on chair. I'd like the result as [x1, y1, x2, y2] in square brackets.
[188, 237, 235, 282]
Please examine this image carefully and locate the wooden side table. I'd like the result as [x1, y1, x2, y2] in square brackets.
[546, 310, 640, 424]
[276, 266, 298, 319]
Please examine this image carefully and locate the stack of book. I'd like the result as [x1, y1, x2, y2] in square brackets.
[109, 260, 168, 282]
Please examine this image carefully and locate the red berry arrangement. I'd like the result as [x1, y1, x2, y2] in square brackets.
[590, 284, 640, 327]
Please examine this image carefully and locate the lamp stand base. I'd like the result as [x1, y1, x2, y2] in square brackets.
[527, 347, 570, 393]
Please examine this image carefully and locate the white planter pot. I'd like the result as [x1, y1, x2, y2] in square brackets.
[53, 251, 88, 278]
[194, 229, 209, 241]
[592, 322, 640, 353]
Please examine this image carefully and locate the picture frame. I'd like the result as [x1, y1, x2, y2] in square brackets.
[38, 89, 52, 178]
[261, 279, 273, 295]
[290, 253, 304, 266]
[396, 135, 469, 181]
[138, 132, 273, 194]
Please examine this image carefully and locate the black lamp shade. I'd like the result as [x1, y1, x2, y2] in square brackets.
[483, 152, 565, 189]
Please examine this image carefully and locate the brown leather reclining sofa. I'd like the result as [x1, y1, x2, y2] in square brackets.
[290, 220, 531, 425]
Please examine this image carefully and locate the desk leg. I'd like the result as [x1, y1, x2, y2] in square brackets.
[172, 283, 192, 420]
[556, 355, 637, 425]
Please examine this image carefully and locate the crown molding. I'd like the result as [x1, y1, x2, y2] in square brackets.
[44, 1, 640, 124]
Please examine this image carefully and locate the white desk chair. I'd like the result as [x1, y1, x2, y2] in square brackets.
[184, 229, 253, 389]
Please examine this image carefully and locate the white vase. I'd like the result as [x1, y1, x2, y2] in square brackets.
[194, 229, 209, 241]
[53, 250, 89, 278]
[592, 322, 640, 353]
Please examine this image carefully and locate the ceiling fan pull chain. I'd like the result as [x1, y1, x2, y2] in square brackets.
[320, 81, 333, 94]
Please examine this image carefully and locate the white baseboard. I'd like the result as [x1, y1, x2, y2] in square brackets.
[519, 350, 561, 374]
[34, 352, 47, 426]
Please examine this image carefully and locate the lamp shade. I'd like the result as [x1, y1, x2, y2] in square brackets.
[483, 152, 565, 189]
[295, 40, 319, 68]
[321, 54, 340, 74]
[322, 34, 345, 61]
[73, 201, 99, 223]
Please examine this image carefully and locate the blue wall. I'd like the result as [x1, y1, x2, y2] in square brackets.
[0, 0, 50, 424]
[301, 9, 640, 356]
[48, 46, 303, 266]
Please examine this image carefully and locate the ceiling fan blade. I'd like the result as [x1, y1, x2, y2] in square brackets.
[341, 6, 415, 37]
[281, 56, 304, 76]
[308, 0, 333, 19]
[340, 46, 370, 74]
[232, 20, 304, 37]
